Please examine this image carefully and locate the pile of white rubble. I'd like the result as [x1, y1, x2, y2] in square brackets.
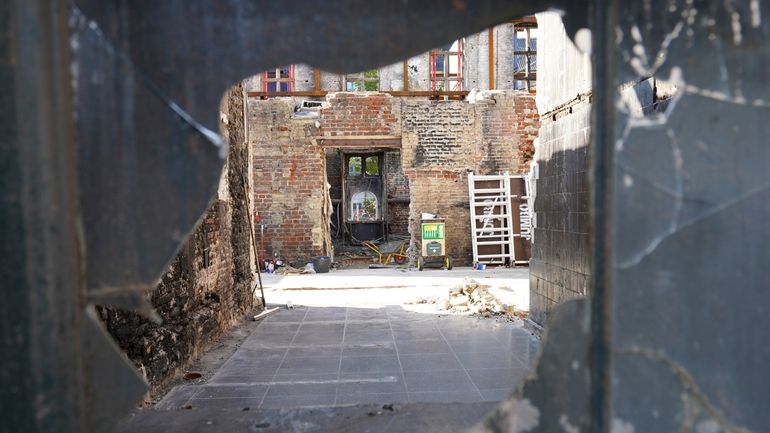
[408, 277, 526, 318]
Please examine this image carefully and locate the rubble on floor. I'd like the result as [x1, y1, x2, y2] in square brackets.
[274, 263, 316, 275]
[406, 277, 529, 320]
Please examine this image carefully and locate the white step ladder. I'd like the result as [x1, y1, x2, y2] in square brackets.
[468, 172, 531, 265]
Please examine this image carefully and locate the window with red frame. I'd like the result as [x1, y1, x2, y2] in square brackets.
[430, 40, 463, 91]
[263, 66, 294, 92]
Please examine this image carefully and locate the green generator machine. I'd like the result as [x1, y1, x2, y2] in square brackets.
[417, 217, 452, 270]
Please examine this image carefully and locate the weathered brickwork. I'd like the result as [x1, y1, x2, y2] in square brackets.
[326, 149, 343, 201]
[249, 98, 329, 265]
[319, 92, 400, 137]
[248, 91, 539, 266]
[402, 102, 475, 168]
[385, 151, 411, 236]
[99, 84, 256, 389]
[401, 93, 539, 266]
[529, 100, 591, 326]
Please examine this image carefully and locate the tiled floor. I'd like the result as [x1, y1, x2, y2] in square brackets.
[158, 305, 539, 410]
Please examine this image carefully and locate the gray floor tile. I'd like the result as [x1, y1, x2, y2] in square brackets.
[230, 347, 288, 360]
[303, 311, 347, 322]
[261, 316, 305, 324]
[194, 384, 268, 399]
[343, 342, 397, 356]
[341, 355, 401, 374]
[155, 386, 199, 410]
[407, 390, 484, 403]
[208, 369, 279, 384]
[277, 355, 341, 374]
[285, 345, 342, 358]
[466, 367, 528, 390]
[346, 307, 388, 316]
[344, 321, 391, 332]
[402, 370, 477, 393]
[260, 394, 336, 409]
[337, 373, 406, 394]
[399, 353, 463, 372]
[479, 388, 514, 402]
[392, 328, 440, 341]
[188, 397, 263, 410]
[262, 311, 307, 323]
[157, 305, 538, 413]
[336, 392, 409, 405]
[344, 330, 393, 344]
[299, 322, 345, 333]
[444, 337, 507, 353]
[256, 323, 301, 333]
[292, 332, 344, 345]
[271, 372, 339, 383]
[455, 351, 526, 369]
[221, 356, 285, 370]
[395, 339, 452, 355]
[242, 335, 295, 348]
[265, 381, 337, 397]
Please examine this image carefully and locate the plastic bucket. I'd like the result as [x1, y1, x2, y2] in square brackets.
[311, 256, 331, 273]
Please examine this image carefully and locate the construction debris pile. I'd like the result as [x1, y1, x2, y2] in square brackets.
[274, 263, 316, 275]
[440, 278, 506, 316]
[408, 278, 528, 320]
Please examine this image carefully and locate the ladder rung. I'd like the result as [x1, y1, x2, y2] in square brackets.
[472, 201, 510, 206]
[475, 228, 511, 233]
[472, 188, 507, 193]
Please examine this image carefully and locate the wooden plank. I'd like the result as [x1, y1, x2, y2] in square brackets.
[488, 28, 495, 90]
[313, 69, 321, 91]
[253, 307, 281, 321]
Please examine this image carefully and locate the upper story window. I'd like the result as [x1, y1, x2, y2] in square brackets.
[348, 155, 380, 176]
[513, 18, 537, 91]
[345, 69, 380, 91]
[263, 66, 294, 92]
[430, 40, 463, 91]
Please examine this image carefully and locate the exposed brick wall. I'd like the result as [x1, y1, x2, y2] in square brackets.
[529, 100, 591, 326]
[248, 91, 538, 266]
[401, 92, 540, 266]
[326, 149, 343, 201]
[388, 202, 410, 235]
[319, 92, 400, 137]
[478, 93, 539, 173]
[249, 97, 328, 265]
[385, 150, 411, 236]
[99, 84, 256, 389]
[385, 151, 409, 199]
[513, 95, 539, 172]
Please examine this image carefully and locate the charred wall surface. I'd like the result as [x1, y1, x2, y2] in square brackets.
[98, 84, 256, 388]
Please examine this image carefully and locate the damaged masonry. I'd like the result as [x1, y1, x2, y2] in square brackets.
[2, 1, 770, 433]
